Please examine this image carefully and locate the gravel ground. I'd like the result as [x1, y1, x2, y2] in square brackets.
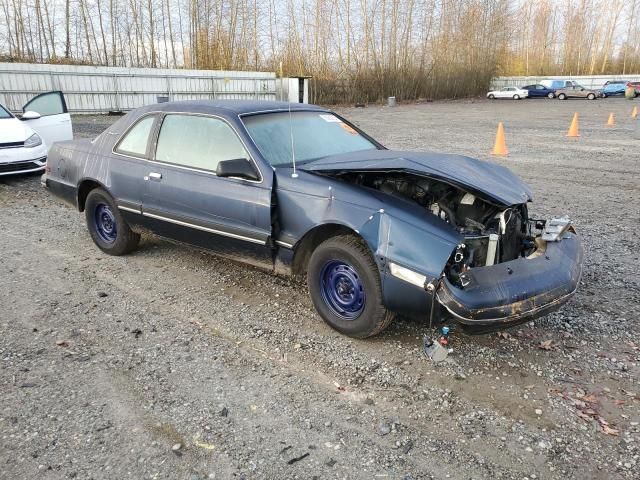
[1, 98, 639, 480]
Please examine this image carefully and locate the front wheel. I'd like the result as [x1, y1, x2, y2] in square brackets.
[587, 93, 596, 100]
[513, 94, 520, 100]
[85, 188, 140, 255]
[307, 235, 394, 338]
[488, 94, 495, 99]
[547, 92, 555, 99]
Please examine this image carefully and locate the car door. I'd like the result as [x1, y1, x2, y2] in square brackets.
[21, 91, 73, 148]
[141, 113, 274, 266]
[110, 113, 161, 214]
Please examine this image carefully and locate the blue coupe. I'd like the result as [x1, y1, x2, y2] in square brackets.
[43, 101, 583, 337]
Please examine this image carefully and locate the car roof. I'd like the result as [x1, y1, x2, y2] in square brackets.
[140, 100, 328, 116]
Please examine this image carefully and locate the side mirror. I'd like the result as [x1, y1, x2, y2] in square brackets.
[216, 158, 260, 181]
[22, 111, 41, 120]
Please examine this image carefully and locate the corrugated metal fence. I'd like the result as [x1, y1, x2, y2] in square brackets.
[0, 63, 278, 113]
[491, 74, 640, 90]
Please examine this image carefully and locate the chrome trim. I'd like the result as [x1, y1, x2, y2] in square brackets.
[117, 205, 141, 214]
[111, 110, 265, 185]
[275, 240, 294, 248]
[142, 211, 266, 245]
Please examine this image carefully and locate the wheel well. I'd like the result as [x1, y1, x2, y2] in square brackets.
[291, 224, 360, 276]
[77, 180, 103, 212]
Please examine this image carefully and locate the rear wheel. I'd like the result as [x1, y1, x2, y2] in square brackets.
[513, 94, 520, 100]
[547, 92, 555, 99]
[488, 94, 495, 99]
[307, 234, 394, 338]
[85, 188, 140, 255]
[558, 93, 567, 100]
[587, 93, 596, 100]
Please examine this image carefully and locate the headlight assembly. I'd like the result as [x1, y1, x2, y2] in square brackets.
[24, 133, 42, 148]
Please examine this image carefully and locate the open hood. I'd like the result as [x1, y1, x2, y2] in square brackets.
[299, 150, 533, 206]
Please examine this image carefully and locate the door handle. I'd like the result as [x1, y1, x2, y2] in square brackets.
[144, 172, 162, 182]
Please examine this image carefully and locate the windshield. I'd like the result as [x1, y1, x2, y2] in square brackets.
[0, 104, 13, 119]
[242, 111, 378, 167]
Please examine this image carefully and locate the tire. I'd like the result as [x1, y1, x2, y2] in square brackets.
[547, 92, 555, 99]
[307, 234, 394, 338]
[602, 93, 607, 98]
[488, 94, 495, 99]
[558, 93, 567, 100]
[513, 94, 520, 100]
[85, 188, 140, 255]
[587, 93, 596, 100]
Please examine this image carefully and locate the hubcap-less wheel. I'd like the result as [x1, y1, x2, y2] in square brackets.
[320, 260, 365, 320]
[488, 94, 495, 99]
[94, 203, 117, 243]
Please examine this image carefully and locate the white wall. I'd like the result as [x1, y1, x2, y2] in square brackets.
[0, 63, 277, 113]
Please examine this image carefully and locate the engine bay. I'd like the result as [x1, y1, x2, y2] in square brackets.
[335, 172, 540, 288]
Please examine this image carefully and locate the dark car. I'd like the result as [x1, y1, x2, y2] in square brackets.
[522, 84, 556, 98]
[42, 101, 583, 338]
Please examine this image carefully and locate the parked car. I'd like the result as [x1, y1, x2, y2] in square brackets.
[43, 100, 583, 337]
[600, 82, 627, 97]
[486, 87, 529, 100]
[0, 91, 73, 176]
[626, 81, 640, 96]
[522, 84, 556, 98]
[555, 84, 599, 100]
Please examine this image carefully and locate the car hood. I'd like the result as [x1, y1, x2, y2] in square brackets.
[299, 150, 533, 206]
[0, 117, 33, 143]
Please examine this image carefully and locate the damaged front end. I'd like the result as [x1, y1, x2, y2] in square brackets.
[325, 168, 583, 333]
[437, 219, 583, 333]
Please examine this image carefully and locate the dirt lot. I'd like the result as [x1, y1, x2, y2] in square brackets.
[1, 98, 639, 480]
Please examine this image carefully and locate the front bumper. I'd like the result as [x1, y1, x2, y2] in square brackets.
[0, 156, 47, 176]
[437, 232, 583, 333]
[0, 143, 48, 176]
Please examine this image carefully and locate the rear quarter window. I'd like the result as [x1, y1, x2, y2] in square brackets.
[114, 115, 156, 158]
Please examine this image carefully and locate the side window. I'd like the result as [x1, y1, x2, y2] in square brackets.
[155, 114, 249, 172]
[115, 115, 156, 157]
[23, 91, 67, 116]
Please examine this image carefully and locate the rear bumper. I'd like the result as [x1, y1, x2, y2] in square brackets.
[437, 233, 583, 333]
[41, 174, 78, 208]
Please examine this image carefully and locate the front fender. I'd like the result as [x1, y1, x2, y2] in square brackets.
[358, 210, 460, 316]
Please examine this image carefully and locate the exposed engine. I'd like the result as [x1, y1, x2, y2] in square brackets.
[336, 172, 539, 288]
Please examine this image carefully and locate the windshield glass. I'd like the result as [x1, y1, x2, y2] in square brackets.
[0, 104, 13, 119]
[242, 111, 378, 167]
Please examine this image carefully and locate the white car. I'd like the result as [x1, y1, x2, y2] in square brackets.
[0, 91, 73, 176]
[486, 87, 529, 100]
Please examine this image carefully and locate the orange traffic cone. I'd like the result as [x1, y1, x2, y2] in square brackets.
[566, 113, 580, 137]
[606, 113, 615, 127]
[632, 106, 638, 119]
[491, 122, 508, 156]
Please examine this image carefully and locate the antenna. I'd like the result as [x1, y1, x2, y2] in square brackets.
[289, 100, 298, 178]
